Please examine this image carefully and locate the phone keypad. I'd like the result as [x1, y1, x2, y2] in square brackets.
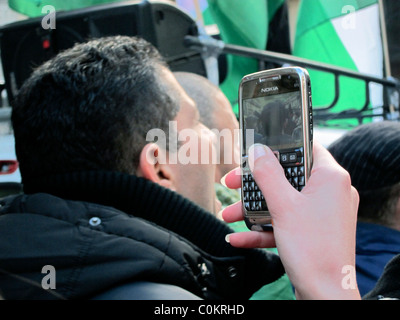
[242, 173, 268, 212]
[243, 148, 306, 212]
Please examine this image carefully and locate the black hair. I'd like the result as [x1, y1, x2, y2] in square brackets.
[12, 36, 179, 181]
[358, 183, 400, 227]
[328, 121, 400, 227]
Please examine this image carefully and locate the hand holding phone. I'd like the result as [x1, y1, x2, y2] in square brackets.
[239, 67, 313, 231]
[222, 142, 360, 300]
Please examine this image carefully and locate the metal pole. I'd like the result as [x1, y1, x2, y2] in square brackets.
[378, 0, 396, 115]
[184, 35, 399, 88]
[193, 0, 205, 28]
[379, 0, 391, 78]
[184, 35, 400, 122]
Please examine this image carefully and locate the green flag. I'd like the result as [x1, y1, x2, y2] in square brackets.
[293, 0, 384, 126]
[205, 0, 286, 115]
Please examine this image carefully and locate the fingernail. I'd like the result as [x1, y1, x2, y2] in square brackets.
[249, 144, 268, 160]
[220, 173, 228, 188]
[225, 234, 231, 243]
[220, 167, 241, 187]
[216, 209, 223, 221]
[248, 145, 269, 171]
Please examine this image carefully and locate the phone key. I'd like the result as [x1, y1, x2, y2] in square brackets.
[253, 202, 259, 211]
[281, 153, 289, 164]
[297, 157, 304, 165]
[285, 167, 292, 178]
[256, 191, 262, 201]
[289, 153, 297, 163]
[291, 166, 298, 177]
[244, 202, 251, 211]
[299, 176, 305, 186]
[262, 200, 268, 211]
[249, 191, 255, 201]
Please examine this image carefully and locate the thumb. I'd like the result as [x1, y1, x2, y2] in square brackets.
[248, 144, 297, 215]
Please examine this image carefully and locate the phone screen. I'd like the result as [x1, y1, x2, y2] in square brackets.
[241, 74, 303, 154]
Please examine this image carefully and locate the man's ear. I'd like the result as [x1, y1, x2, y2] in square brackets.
[137, 143, 175, 190]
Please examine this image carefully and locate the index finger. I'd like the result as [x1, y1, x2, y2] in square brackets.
[311, 141, 339, 171]
[306, 141, 349, 187]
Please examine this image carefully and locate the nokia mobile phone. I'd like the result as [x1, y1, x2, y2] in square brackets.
[239, 67, 313, 231]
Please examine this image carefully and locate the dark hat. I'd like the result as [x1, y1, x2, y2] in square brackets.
[328, 121, 400, 192]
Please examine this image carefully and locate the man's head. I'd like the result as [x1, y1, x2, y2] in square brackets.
[12, 36, 177, 179]
[174, 72, 239, 181]
[328, 121, 400, 229]
[12, 36, 217, 213]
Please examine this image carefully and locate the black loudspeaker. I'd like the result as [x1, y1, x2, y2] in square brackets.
[0, 0, 207, 105]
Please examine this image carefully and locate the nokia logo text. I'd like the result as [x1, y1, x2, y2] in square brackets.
[261, 86, 278, 93]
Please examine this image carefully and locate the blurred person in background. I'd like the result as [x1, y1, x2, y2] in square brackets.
[328, 121, 400, 296]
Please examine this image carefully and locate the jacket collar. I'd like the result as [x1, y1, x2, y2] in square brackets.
[22, 170, 283, 262]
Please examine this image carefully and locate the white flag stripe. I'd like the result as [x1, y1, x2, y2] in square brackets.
[331, 4, 384, 107]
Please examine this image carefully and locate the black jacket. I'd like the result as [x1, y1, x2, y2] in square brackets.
[363, 254, 400, 300]
[0, 171, 284, 300]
